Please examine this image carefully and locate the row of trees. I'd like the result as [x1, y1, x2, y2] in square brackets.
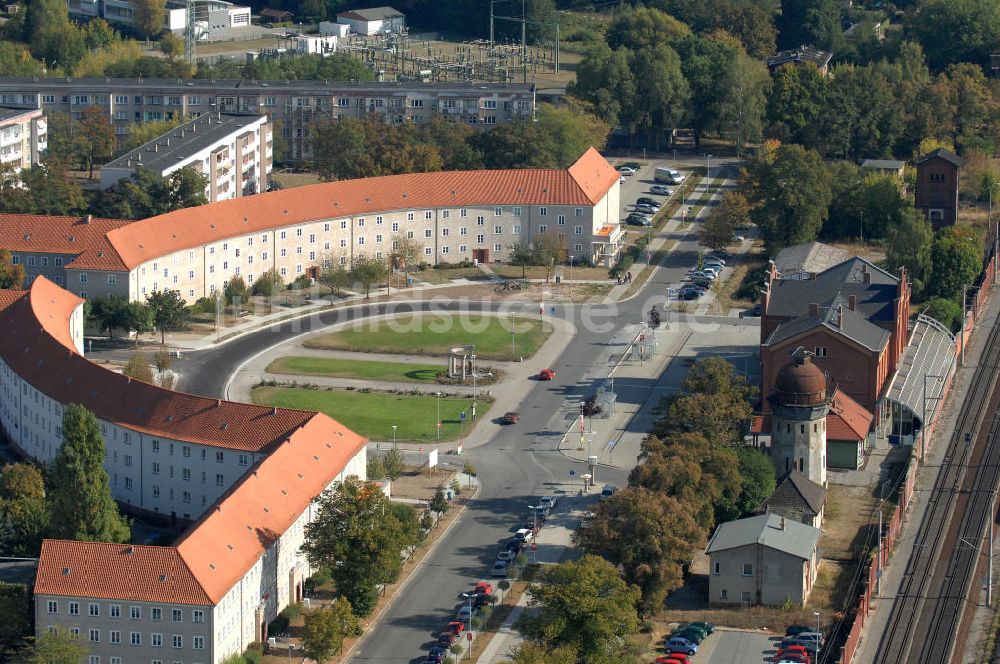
[515, 359, 772, 661]
[311, 103, 609, 182]
[87, 289, 187, 345]
[0, 405, 131, 560]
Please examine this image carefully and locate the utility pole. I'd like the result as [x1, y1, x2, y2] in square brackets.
[521, 0, 526, 83]
[961, 283, 968, 367]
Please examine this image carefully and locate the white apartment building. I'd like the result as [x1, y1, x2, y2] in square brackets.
[101, 113, 272, 203]
[67, 0, 249, 34]
[0, 107, 46, 174]
[2, 149, 623, 304]
[0, 77, 536, 162]
[0, 277, 367, 663]
[335, 6, 406, 35]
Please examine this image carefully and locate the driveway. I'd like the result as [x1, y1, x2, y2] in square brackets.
[698, 629, 775, 663]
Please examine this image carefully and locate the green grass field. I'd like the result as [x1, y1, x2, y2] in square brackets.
[303, 315, 553, 361]
[265, 356, 443, 383]
[251, 386, 490, 442]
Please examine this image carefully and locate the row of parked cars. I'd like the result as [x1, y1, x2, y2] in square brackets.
[421, 497, 559, 662]
[772, 623, 825, 663]
[654, 621, 716, 660]
[672, 254, 728, 301]
[625, 182, 676, 227]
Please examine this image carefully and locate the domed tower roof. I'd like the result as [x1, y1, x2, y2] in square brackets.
[775, 351, 827, 406]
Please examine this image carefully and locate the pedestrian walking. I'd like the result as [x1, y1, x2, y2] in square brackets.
[617, 275, 622, 285]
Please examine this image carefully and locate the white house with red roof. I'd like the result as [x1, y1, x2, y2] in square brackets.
[0, 148, 623, 304]
[0, 277, 367, 662]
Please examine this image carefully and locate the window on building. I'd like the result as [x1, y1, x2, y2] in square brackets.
[89, 603, 99, 617]
[574, 225, 583, 235]
[476, 234, 485, 244]
[216, 473, 224, 486]
[741, 591, 752, 603]
[130, 606, 140, 620]
[194, 636, 204, 649]
[814, 347, 827, 357]
[110, 630, 120, 644]
[150, 607, 161, 621]
[172, 635, 183, 649]
[742, 563, 753, 576]
[424, 211, 432, 220]
[494, 226, 502, 234]
[130, 632, 141, 646]
[538, 225, 547, 234]
[476, 216, 485, 226]
[47, 600, 57, 614]
[79, 273, 88, 283]
[720, 589, 728, 600]
[88, 657, 99, 664]
[152, 633, 162, 647]
[110, 605, 120, 618]
[539, 207, 547, 216]
[90, 629, 100, 643]
[69, 602, 80, 615]
[192, 610, 204, 623]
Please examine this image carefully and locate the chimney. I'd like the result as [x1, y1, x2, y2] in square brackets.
[863, 271, 871, 284]
[837, 303, 844, 327]
[809, 272, 817, 280]
[809, 303, 819, 317]
[82, 214, 91, 225]
[848, 294, 857, 310]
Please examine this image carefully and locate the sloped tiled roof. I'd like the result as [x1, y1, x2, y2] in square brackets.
[175, 413, 366, 603]
[915, 148, 963, 168]
[773, 242, 850, 277]
[0, 277, 316, 450]
[827, 388, 873, 441]
[764, 296, 890, 352]
[337, 5, 404, 20]
[35, 541, 211, 605]
[706, 513, 820, 560]
[766, 257, 898, 323]
[762, 470, 826, 517]
[106, 148, 618, 269]
[0, 214, 132, 271]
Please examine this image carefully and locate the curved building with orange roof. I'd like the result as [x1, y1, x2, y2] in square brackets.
[0, 277, 367, 662]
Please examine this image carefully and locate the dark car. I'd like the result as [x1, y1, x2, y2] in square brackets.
[620, 161, 641, 170]
[679, 289, 702, 301]
[686, 621, 715, 634]
[505, 538, 523, 553]
[426, 646, 447, 663]
[636, 196, 660, 206]
[740, 303, 762, 318]
[635, 203, 660, 215]
[437, 633, 457, 647]
[626, 213, 652, 226]
[502, 411, 520, 424]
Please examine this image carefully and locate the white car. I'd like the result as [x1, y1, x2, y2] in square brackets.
[617, 166, 636, 176]
[650, 185, 673, 195]
[539, 496, 557, 510]
[514, 528, 534, 543]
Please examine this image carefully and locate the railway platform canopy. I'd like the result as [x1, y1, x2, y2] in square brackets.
[885, 314, 957, 445]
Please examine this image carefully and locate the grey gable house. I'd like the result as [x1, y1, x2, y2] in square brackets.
[706, 513, 821, 607]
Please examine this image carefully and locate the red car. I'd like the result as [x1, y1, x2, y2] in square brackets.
[445, 621, 465, 635]
[773, 647, 811, 664]
[474, 581, 493, 595]
[538, 368, 556, 380]
[502, 411, 520, 424]
[655, 655, 688, 664]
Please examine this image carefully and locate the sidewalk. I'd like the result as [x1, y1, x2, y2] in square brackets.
[850, 288, 1000, 663]
[474, 497, 593, 664]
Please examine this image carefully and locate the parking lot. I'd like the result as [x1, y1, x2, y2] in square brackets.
[696, 629, 776, 663]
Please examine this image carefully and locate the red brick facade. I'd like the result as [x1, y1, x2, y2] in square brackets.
[914, 150, 962, 229]
[760, 259, 910, 419]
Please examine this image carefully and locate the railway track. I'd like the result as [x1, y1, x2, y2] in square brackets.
[873, 314, 1000, 664]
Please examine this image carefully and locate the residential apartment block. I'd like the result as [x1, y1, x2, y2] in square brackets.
[0, 277, 367, 663]
[0, 77, 537, 161]
[0, 106, 46, 174]
[67, 0, 250, 35]
[101, 113, 272, 202]
[0, 148, 623, 304]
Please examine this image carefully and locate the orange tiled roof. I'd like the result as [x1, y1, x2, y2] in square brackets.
[0, 277, 316, 450]
[35, 540, 211, 605]
[175, 413, 366, 603]
[828, 388, 873, 441]
[107, 148, 619, 269]
[0, 214, 133, 271]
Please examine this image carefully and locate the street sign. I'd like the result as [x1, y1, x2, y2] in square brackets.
[466, 632, 473, 642]
[428, 448, 439, 469]
[531, 542, 537, 550]
[460, 411, 466, 421]
[569, 469, 575, 475]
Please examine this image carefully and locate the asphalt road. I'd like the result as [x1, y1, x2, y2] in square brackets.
[166, 160, 755, 662]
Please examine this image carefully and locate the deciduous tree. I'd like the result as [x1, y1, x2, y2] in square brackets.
[0, 249, 25, 289]
[251, 269, 285, 297]
[518, 554, 641, 658]
[606, 6, 691, 52]
[744, 142, 832, 252]
[301, 598, 362, 662]
[77, 106, 115, 179]
[17, 628, 87, 664]
[909, 0, 1000, 72]
[301, 477, 418, 616]
[574, 488, 704, 614]
[145, 289, 187, 344]
[0, 463, 48, 557]
[349, 253, 388, 298]
[885, 207, 934, 294]
[929, 226, 983, 300]
[133, 0, 166, 38]
[47, 404, 130, 543]
[223, 276, 249, 307]
[123, 353, 154, 383]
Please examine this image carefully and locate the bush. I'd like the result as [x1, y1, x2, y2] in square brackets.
[291, 274, 312, 290]
[251, 269, 284, 296]
[924, 297, 963, 333]
[243, 643, 263, 664]
[188, 296, 217, 315]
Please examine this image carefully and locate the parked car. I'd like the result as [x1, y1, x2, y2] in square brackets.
[686, 621, 715, 634]
[785, 624, 813, 636]
[670, 627, 706, 643]
[700, 265, 721, 276]
[626, 213, 652, 226]
[497, 549, 515, 561]
[740, 303, 762, 318]
[702, 258, 726, 268]
[426, 645, 447, 663]
[679, 289, 702, 301]
[617, 166, 637, 176]
[635, 203, 660, 215]
[794, 632, 824, 648]
[687, 271, 716, 281]
[505, 538, 523, 552]
[621, 161, 641, 170]
[636, 196, 660, 207]
[475, 581, 493, 595]
[773, 645, 811, 663]
[514, 528, 534, 542]
[655, 655, 689, 664]
[664, 637, 698, 656]
[650, 184, 674, 195]
[445, 621, 465, 635]
[491, 560, 510, 577]
[539, 495, 558, 510]
[456, 605, 475, 622]
[600, 483, 618, 500]
[538, 368, 556, 380]
[502, 411, 520, 424]
[437, 633, 457, 647]
[704, 254, 727, 264]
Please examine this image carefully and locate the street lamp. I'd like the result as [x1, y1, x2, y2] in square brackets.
[509, 312, 516, 360]
[392, 424, 397, 450]
[812, 611, 821, 659]
[527, 505, 538, 564]
[706, 153, 711, 178]
[471, 349, 477, 420]
[569, 254, 575, 299]
[435, 392, 443, 441]
[460, 591, 475, 650]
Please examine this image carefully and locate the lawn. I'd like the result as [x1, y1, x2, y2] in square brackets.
[265, 356, 443, 383]
[251, 386, 489, 442]
[303, 314, 553, 361]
